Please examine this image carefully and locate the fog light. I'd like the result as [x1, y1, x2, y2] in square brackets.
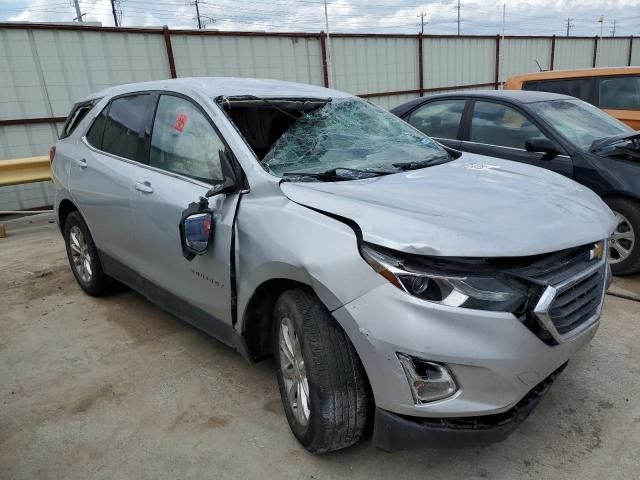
[397, 353, 458, 404]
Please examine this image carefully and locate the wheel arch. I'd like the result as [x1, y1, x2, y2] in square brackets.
[57, 198, 79, 233]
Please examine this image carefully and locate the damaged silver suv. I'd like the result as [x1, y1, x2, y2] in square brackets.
[52, 78, 614, 453]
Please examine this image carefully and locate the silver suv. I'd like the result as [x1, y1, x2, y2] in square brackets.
[52, 78, 614, 453]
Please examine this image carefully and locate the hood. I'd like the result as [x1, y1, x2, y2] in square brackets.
[280, 154, 616, 257]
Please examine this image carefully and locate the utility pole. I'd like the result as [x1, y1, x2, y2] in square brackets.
[110, 0, 119, 27]
[610, 20, 617, 36]
[501, 3, 506, 37]
[456, 0, 461, 35]
[418, 11, 426, 34]
[192, 0, 202, 30]
[565, 18, 573, 36]
[323, 0, 334, 87]
[72, 0, 83, 22]
[598, 15, 604, 37]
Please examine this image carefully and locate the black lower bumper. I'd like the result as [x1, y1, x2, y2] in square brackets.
[372, 363, 566, 452]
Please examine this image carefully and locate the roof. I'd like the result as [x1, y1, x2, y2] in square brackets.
[389, 89, 574, 116]
[87, 77, 351, 102]
[504, 66, 640, 89]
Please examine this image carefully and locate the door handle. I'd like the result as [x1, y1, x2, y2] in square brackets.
[135, 181, 154, 194]
[75, 158, 87, 169]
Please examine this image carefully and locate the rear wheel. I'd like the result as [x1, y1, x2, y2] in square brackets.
[605, 198, 640, 275]
[273, 288, 369, 453]
[63, 211, 114, 296]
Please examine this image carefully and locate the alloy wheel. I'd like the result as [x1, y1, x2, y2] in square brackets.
[279, 316, 310, 426]
[69, 225, 93, 283]
[609, 211, 635, 264]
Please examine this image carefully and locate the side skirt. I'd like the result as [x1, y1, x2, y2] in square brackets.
[100, 251, 249, 356]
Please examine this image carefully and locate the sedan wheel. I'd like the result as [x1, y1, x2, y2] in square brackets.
[609, 211, 635, 265]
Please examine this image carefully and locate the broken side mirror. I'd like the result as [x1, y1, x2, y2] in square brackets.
[180, 198, 214, 261]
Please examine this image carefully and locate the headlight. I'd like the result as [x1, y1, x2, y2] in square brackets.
[360, 244, 528, 312]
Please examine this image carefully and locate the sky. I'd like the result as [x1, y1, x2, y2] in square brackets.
[0, 0, 639, 36]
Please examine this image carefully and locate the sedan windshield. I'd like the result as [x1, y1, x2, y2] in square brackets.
[262, 97, 451, 179]
[529, 99, 632, 151]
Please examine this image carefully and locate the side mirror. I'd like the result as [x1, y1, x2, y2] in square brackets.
[179, 199, 213, 261]
[525, 137, 562, 156]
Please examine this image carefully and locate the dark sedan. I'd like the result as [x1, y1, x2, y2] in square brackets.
[391, 90, 640, 275]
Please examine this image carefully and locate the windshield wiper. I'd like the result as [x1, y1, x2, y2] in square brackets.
[392, 155, 450, 171]
[590, 132, 640, 153]
[282, 167, 394, 181]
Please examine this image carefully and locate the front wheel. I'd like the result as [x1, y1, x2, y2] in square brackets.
[605, 198, 640, 275]
[273, 288, 370, 453]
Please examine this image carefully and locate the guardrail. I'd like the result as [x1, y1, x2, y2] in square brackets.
[0, 156, 51, 187]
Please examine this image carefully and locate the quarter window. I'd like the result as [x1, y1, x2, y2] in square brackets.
[150, 95, 225, 184]
[599, 76, 640, 110]
[100, 94, 153, 162]
[407, 99, 466, 140]
[470, 101, 547, 149]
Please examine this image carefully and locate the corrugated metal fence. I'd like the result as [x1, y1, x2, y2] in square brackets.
[1, 23, 638, 210]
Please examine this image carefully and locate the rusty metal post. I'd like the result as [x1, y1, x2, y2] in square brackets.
[592, 36, 599, 68]
[319, 31, 329, 88]
[0, 223, 6, 239]
[418, 33, 424, 96]
[629, 36, 634, 66]
[163, 26, 177, 79]
[550, 35, 556, 70]
[494, 34, 501, 89]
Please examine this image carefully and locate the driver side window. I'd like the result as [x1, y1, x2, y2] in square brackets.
[150, 95, 224, 183]
[470, 101, 547, 149]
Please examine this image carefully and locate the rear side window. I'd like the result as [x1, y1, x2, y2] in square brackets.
[60, 101, 96, 139]
[406, 99, 466, 140]
[100, 94, 153, 162]
[599, 76, 640, 110]
[523, 78, 592, 103]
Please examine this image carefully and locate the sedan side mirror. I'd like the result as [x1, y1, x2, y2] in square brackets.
[525, 137, 562, 156]
[180, 199, 214, 261]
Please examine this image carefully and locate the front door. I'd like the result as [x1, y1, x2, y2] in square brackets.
[128, 93, 240, 335]
[460, 100, 574, 178]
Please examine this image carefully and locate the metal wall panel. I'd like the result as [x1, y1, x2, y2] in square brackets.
[0, 182, 54, 211]
[632, 38, 640, 66]
[553, 38, 595, 69]
[596, 38, 630, 67]
[500, 38, 551, 82]
[423, 37, 496, 89]
[171, 34, 324, 86]
[366, 93, 418, 110]
[330, 36, 418, 94]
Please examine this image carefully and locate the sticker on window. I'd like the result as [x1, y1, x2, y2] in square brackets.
[174, 113, 188, 133]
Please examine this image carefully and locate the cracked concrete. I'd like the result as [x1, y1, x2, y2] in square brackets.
[1, 214, 639, 480]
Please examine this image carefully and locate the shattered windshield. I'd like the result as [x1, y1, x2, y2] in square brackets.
[529, 99, 632, 151]
[262, 97, 451, 179]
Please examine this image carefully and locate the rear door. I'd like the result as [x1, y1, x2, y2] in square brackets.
[402, 98, 466, 149]
[127, 92, 241, 332]
[459, 99, 573, 178]
[70, 93, 155, 266]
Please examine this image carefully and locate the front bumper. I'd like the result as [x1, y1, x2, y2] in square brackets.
[372, 363, 566, 451]
[332, 282, 600, 419]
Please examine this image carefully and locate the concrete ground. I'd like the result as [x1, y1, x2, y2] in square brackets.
[1, 214, 639, 480]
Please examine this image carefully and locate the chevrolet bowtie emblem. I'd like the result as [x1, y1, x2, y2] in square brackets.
[590, 241, 605, 261]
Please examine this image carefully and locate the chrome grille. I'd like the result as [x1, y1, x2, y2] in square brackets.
[534, 260, 608, 343]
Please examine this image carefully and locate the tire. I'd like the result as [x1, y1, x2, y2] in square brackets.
[272, 288, 369, 453]
[604, 198, 640, 276]
[63, 211, 114, 296]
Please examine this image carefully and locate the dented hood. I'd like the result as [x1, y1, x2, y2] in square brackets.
[280, 154, 616, 257]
